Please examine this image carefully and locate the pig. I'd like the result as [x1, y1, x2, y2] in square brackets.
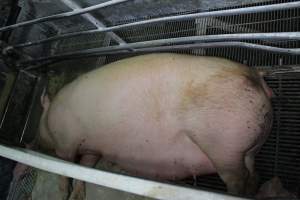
[38, 53, 273, 199]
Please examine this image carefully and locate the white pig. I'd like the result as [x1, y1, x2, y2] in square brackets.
[39, 53, 273, 199]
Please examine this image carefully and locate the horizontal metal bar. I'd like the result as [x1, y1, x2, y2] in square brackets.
[21, 32, 300, 66]
[63, 42, 300, 56]
[0, 144, 249, 200]
[23, 41, 300, 70]
[23, 42, 300, 70]
[60, 0, 126, 45]
[0, 0, 130, 33]
[12, 1, 300, 49]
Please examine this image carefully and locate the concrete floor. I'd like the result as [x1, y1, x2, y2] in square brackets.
[31, 160, 155, 200]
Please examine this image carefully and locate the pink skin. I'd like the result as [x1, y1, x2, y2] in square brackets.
[39, 54, 273, 199]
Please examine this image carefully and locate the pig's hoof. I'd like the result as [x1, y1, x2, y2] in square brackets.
[68, 189, 85, 200]
[13, 163, 29, 181]
[246, 174, 259, 196]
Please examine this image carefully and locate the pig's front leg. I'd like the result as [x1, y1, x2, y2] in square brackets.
[12, 143, 36, 181]
[68, 154, 100, 200]
[13, 163, 29, 181]
[56, 150, 76, 199]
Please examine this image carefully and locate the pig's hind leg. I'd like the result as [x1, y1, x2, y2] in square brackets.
[212, 152, 250, 195]
[244, 153, 259, 195]
[68, 154, 100, 200]
[185, 131, 250, 195]
[207, 146, 260, 196]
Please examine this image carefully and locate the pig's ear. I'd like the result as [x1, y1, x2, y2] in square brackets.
[41, 87, 51, 110]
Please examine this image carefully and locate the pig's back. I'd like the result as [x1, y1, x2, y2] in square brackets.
[47, 53, 268, 179]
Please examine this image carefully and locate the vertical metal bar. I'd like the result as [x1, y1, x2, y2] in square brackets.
[19, 73, 41, 143]
[261, 3, 266, 67]
[274, 75, 282, 176]
[0, 75, 17, 129]
[296, 6, 299, 64]
[288, 6, 292, 65]
[209, 17, 215, 57]
[59, 0, 126, 45]
[249, 12, 254, 67]
[1, 0, 21, 42]
[271, 6, 276, 66]
[279, 8, 283, 66]
[201, 17, 207, 56]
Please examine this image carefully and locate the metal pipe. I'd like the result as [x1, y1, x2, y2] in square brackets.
[12, 1, 300, 49]
[23, 42, 300, 70]
[0, 144, 249, 200]
[60, 0, 126, 45]
[0, 75, 18, 129]
[0, 0, 130, 33]
[21, 32, 300, 65]
[69, 42, 300, 56]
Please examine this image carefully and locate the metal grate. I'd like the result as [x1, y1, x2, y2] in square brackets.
[4, 0, 300, 199]
[6, 168, 36, 200]
[102, 0, 299, 67]
[257, 74, 300, 192]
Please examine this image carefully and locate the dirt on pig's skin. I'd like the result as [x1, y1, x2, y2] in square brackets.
[39, 53, 273, 197]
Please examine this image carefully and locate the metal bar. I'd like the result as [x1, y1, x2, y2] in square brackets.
[0, 0, 130, 33]
[0, 40, 32, 69]
[274, 75, 282, 175]
[23, 42, 300, 70]
[60, 0, 126, 45]
[20, 32, 300, 65]
[1, 0, 21, 42]
[0, 74, 18, 129]
[12, 1, 300, 49]
[84, 42, 300, 55]
[0, 144, 249, 200]
[19, 73, 41, 143]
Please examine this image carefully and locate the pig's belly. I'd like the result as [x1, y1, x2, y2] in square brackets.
[85, 130, 216, 180]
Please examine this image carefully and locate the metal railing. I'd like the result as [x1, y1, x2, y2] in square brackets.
[8, 1, 300, 49]
[21, 32, 300, 66]
[0, 144, 250, 200]
[0, 1, 300, 199]
[0, 1, 299, 67]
